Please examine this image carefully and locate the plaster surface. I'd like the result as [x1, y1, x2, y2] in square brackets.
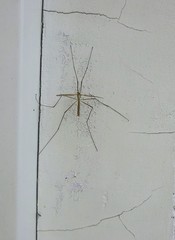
[37, 1, 175, 239]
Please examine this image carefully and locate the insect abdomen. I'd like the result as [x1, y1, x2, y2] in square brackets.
[77, 93, 80, 116]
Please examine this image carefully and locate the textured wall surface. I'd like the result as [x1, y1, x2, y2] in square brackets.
[37, 1, 175, 240]
[1, 0, 174, 240]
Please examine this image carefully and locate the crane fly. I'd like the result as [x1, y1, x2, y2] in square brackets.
[37, 44, 129, 154]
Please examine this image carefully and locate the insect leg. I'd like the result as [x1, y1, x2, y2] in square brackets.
[59, 96, 76, 100]
[82, 101, 98, 151]
[81, 94, 103, 99]
[35, 94, 62, 108]
[81, 97, 102, 101]
[39, 101, 76, 154]
[93, 98, 129, 122]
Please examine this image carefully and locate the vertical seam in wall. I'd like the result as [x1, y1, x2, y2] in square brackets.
[36, 0, 45, 239]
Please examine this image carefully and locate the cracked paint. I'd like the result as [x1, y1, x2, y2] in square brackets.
[37, 0, 174, 239]
[38, 189, 159, 239]
[131, 130, 175, 135]
[126, 67, 153, 84]
[43, 10, 148, 32]
[43, 0, 149, 33]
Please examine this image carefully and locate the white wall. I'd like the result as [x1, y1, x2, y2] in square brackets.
[0, 1, 41, 240]
[0, 1, 174, 240]
[0, 1, 19, 239]
[38, 1, 175, 240]
[17, 0, 42, 240]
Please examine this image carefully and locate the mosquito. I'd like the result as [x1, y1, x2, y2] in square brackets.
[37, 44, 129, 154]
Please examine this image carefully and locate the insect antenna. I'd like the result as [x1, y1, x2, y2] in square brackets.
[80, 47, 93, 93]
[70, 44, 79, 92]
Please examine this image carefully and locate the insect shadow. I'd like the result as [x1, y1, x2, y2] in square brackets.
[36, 44, 129, 154]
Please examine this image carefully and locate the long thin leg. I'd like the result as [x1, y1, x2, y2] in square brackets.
[70, 44, 79, 92]
[81, 93, 103, 99]
[81, 97, 102, 101]
[57, 95, 76, 100]
[82, 101, 98, 151]
[80, 47, 93, 93]
[93, 98, 129, 122]
[39, 101, 77, 154]
[56, 93, 77, 97]
[35, 94, 62, 108]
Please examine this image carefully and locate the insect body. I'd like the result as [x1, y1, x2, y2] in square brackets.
[37, 44, 129, 154]
[77, 92, 81, 116]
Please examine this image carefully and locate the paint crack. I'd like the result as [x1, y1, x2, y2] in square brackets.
[43, 0, 149, 33]
[131, 131, 175, 135]
[38, 188, 160, 239]
[127, 67, 153, 84]
[44, 9, 120, 20]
